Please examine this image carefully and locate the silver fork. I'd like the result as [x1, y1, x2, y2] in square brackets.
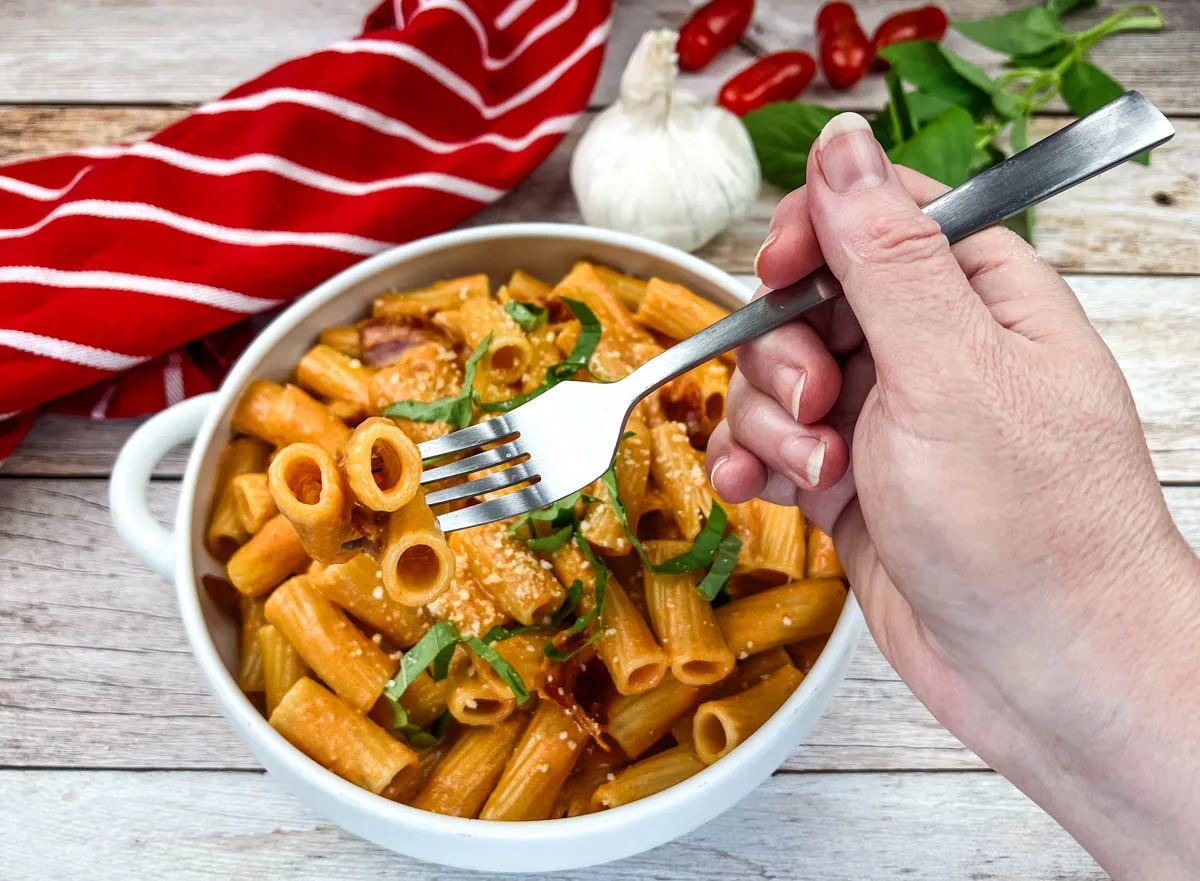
[419, 91, 1174, 533]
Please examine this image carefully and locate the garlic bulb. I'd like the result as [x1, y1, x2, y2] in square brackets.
[570, 29, 761, 253]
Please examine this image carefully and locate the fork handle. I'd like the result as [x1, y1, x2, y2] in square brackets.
[618, 92, 1174, 401]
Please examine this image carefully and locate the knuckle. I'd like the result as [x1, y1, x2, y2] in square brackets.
[845, 209, 950, 272]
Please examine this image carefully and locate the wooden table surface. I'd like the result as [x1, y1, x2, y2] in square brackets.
[1, 1, 1197, 878]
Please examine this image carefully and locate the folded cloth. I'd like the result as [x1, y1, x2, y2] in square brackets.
[0, 0, 611, 467]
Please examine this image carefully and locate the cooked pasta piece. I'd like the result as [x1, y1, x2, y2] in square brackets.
[786, 636, 830, 674]
[469, 631, 550, 699]
[236, 595, 269, 693]
[593, 265, 648, 312]
[264, 575, 397, 712]
[206, 437, 271, 560]
[729, 499, 807, 586]
[382, 736, 456, 804]
[650, 420, 714, 540]
[551, 262, 660, 378]
[591, 743, 706, 809]
[319, 325, 362, 359]
[258, 623, 309, 715]
[719, 647, 794, 697]
[381, 668, 449, 730]
[296, 343, 373, 418]
[523, 325, 566, 393]
[806, 526, 846, 579]
[607, 672, 713, 759]
[380, 492, 455, 606]
[636, 277, 731, 358]
[643, 540, 736, 686]
[479, 700, 588, 821]
[309, 555, 432, 647]
[343, 416, 422, 512]
[270, 677, 416, 795]
[715, 580, 847, 658]
[634, 487, 679, 540]
[232, 380, 351, 456]
[230, 472, 276, 535]
[693, 664, 806, 764]
[369, 341, 463, 442]
[425, 548, 510, 638]
[553, 763, 616, 818]
[446, 648, 517, 726]
[373, 274, 489, 317]
[411, 712, 528, 817]
[268, 442, 357, 565]
[459, 295, 532, 385]
[580, 415, 651, 555]
[226, 514, 311, 597]
[506, 269, 550, 302]
[453, 522, 566, 626]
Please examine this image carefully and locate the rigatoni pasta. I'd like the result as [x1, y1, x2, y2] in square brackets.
[268, 442, 357, 565]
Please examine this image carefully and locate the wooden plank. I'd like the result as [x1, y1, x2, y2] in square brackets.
[6, 272, 1198, 481]
[1, 479, 1196, 772]
[3, 105, 1194, 277]
[0, 769, 1104, 879]
[0, 0, 1195, 117]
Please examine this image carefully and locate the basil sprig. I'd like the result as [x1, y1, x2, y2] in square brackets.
[503, 300, 548, 331]
[390, 706, 452, 749]
[383, 335, 490, 428]
[384, 618, 534, 706]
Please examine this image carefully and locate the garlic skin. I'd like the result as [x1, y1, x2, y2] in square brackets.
[570, 29, 761, 253]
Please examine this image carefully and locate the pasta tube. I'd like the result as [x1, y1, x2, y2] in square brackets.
[607, 672, 712, 759]
[715, 580, 847, 658]
[458, 295, 532, 385]
[343, 416, 422, 512]
[373, 274, 489, 317]
[636, 278, 731, 356]
[236, 595, 268, 693]
[551, 262, 660, 379]
[650, 421, 713, 540]
[479, 700, 588, 821]
[231, 380, 351, 457]
[806, 526, 846, 579]
[318, 325, 361, 359]
[452, 522, 566, 625]
[411, 712, 528, 817]
[729, 499, 806, 585]
[786, 636, 829, 674]
[506, 269, 550, 302]
[205, 437, 271, 560]
[552, 763, 616, 818]
[447, 650, 517, 727]
[230, 472, 276, 535]
[580, 415, 651, 555]
[643, 540, 735, 686]
[593, 264, 648, 312]
[369, 341, 463, 443]
[310, 555, 432, 647]
[268, 442, 357, 565]
[296, 343, 373, 417]
[258, 623, 309, 715]
[380, 492, 455, 606]
[383, 736, 456, 804]
[693, 664, 806, 764]
[591, 743, 706, 809]
[226, 513, 311, 597]
[425, 547, 509, 638]
[270, 677, 416, 795]
[264, 575, 397, 712]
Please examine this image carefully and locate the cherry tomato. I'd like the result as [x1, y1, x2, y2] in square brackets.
[816, 2, 872, 90]
[677, 0, 756, 72]
[872, 5, 949, 54]
[718, 50, 817, 116]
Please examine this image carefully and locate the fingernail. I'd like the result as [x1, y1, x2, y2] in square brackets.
[754, 230, 779, 278]
[816, 112, 886, 194]
[806, 442, 825, 487]
[782, 436, 824, 488]
[770, 366, 806, 421]
[710, 456, 729, 490]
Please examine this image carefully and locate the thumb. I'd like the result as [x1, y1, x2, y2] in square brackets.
[805, 113, 995, 374]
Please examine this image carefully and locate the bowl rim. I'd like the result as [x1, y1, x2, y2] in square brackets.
[174, 222, 865, 842]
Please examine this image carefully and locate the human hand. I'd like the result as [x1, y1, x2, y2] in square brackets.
[706, 112, 1200, 879]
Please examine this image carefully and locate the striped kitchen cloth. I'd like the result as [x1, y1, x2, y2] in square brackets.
[0, 0, 611, 467]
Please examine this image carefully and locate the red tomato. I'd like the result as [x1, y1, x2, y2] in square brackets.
[872, 5, 949, 52]
[677, 0, 756, 72]
[816, 2, 872, 90]
[717, 51, 817, 116]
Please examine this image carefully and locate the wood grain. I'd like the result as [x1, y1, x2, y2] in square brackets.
[0, 769, 1104, 879]
[1, 479, 1195, 773]
[0, 0, 1195, 118]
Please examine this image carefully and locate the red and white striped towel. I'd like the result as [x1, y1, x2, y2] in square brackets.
[0, 0, 611, 468]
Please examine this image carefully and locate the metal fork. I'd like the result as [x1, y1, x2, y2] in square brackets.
[419, 92, 1175, 533]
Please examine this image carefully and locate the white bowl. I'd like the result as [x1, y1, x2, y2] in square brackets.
[110, 223, 864, 872]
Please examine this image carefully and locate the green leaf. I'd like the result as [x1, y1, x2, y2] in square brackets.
[1006, 42, 1073, 69]
[523, 524, 574, 552]
[544, 523, 608, 662]
[1047, 0, 1098, 17]
[888, 105, 977, 187]
[741, 102, 842, 191]
[465, 636, 530, 704]
[430, 642, 457, 682]
[878, 42, 993, 118]
[507, 489, 583, 538]
[650, 502, 729, 574]
[385, 620, 462, 701]
[884, 71, 917, 143]
[387, 704, 451, 749]
[1060, 60, 1125, 117]
[906, 90, 956, 123]
[384, 336, 489, 428]
[953, 7, 1065, 56]
[598, 461, 650, 565]
[695, 533, 743, 601]
[1011, 113, 1030, 153]
[503, 300, 548, 331]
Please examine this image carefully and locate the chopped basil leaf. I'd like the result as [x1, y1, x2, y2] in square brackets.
[430, 641, 457, 682]
[383, 336, 490, 428]
[503, 300, 549, 331]
[507, 489, 583, 538]
[465, 636, 530, 704]
[524, 524, 574, 552]
[695, 533, 743, 601]
[340, 537, 365, 552]
[599, 463, 650, 565]
[544, 520, 608, 662]
[387, 703, 451, 749]
[385, 620, 461, 700]
[651, 502, 729, 574]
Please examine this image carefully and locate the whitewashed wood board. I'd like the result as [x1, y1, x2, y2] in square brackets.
[0, 769, 1105, 880]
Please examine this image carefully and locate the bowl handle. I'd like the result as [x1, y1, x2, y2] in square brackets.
[109, 393, 215, 579]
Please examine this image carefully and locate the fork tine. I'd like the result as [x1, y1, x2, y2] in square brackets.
[420, 440, 525, 485]
[424, 461, 536, 506]
[417, 416, 514, 461]
[434, 484, 550, 533]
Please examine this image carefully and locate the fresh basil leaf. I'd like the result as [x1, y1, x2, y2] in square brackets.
[695, 533, 743, 602]
[953, 7, 1065, 56]
[465, 636, 530, 704]
[878, 42, 993, 118]
[884, 71, 917, 144]
[888, 105, 977, 187]
[544, 522, 608, 662]
[543, 628, 604, 663]
[431, 641, 457, 682]
[524, 524, 574, 552]
[741, 102, 842, 191]
[503, 300, 548, 331]
[906, 90, 956, 123]
[556, 579, 584, 627]
[970, 142, 1006, 175]
[388, 704, 450, 749]
[870, 113, 896, 152]
[1006, 42, 1073, 69]
[387, 696, 410, 731]
[598, 463, 650, 564]
[1047, 0, 1098, 17]
[1011, 113, 1030, 153]
[1060, 60, 1125, 117]
[385, 620, 462, 700]
[651, 502, 729, 574]
[507, 490, 583, 538]
[384, 336, 490, 428]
